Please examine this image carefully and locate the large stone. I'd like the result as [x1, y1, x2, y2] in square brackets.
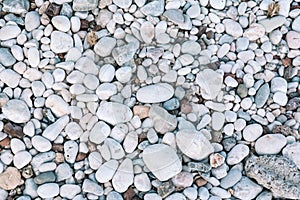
[112, 158, 134, 193]
[94, 37, 116, 57]
[137, 83, 174, 103]
[259, 16, 286, 33]
[0, 167, 22, 190]
[2, 99, 30, 123]
[96, 102, 133, 125]
[233, 177, 263, 200]
[142, 144, 182, 181]
[255, 134, 287, 155]
[50, 31, 73, 53]
[196, 69, 223, 100]
[0, 25, 21, 40]
[73, 0, 98, 11]
[2, 0, 30, 14]
[42, 115, 69, 141]
[176, 129, 214, 160]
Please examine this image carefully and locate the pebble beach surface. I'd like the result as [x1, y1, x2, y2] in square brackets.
[0, 0, 300, 199]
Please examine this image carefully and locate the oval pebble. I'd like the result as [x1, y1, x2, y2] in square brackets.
[255, 134, 287, 155]
[226, 144, 249, 165]
[37, 183, 59, 198]
[243, 124, 263, 142]
[137, 83, 174, 103]
[32, 135, 52, 152]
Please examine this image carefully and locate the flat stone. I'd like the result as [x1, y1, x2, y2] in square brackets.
[0, 25, 21, 40]
[181, 40, 201, 55]
[42, 115, 69, 141]
[292, 15, 300, 32]
[112, 158, 134, 193]
[211, 112, 225, 131]
[115, 66, 132, 83]
[45, 94, 69, 117]
[82, 179, 103, 196]
[243, 124, 263, 142]
[176, 129, 214, 160]
[233, 177, 263, 200]
[273, 92, 288, 106]
[51, 15, 71, 32]
[196, 69, 223, 100]
[210, 0, 226, 10]
[137, 83, 174, 103]
[226, 144, 249, 165]
[50, 31, 73, 53]
[88, 151, 102, 170]
[13, 151, 32, 169]
[32, 136, 52, 152]
[149, 105, 177, 134]
[55, 163, 73, 181]
[271, 77, 287, 93]
[255, 134, 287, 155]
[75, 57, 98, 75]
[112, 42, 138, 66]
[220, 168, 242, 189]
[25, 11, 40, 31]
[73, 0, 98, 11]
[98, 64, 115, 83]
[105, 138, 125, 159]
[2, 99, 30, 123]
[255, 83, 270, 108]
[134, 173, 151, 192]
[34, 172, 56, 184]
[172, 171, 193, 188]
[94, 37, 117, 57]
[96, 102, 133, 125]
[243, 23, 265, 40]
[65, 122, 83, 140]
[0, 167, 22, 190]
[0, 48, 16, 67]
[163, 9, 184, 24]
[0, 69, 21, 88]
[96, 160, 119, 183]
[259, 16, 286, 33]
[143, 144, 182, 181]
[37, 183, 59, 198]
[96, 83, 117, 100]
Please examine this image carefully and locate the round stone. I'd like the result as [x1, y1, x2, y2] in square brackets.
[255, 134, 287, 155]
[243, 124, 263, 142]
[137, 83, 175, 103]
[51, 15, 71, 32]
[226, 144, 249, 165]
[37, 183, 59, 198]
[32, 135, 52, 152]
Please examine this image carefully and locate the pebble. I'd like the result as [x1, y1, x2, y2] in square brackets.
[226, 144, 249, 165]
[25, 11, 40, 32]
[112, 42, 138, 66]
[45, 94, 69, 117]
[82, 179, 103, 196]
[0, 69, 21, 88]
[13, 150, 32, 169]
[88, 151, 102, 170]
[95, 160, 119, 183]
[50, 31, 73, 53]
[223, 19, 243, 38]
[273, 92, 288, 106]
[55, 163, 73, 181]
[94, 37, 117, 57]
[220, 168, 242, 189]
[149, 105, 177, 134]
[134, 173, 151, 192]
[172, 171, 193, 188]
[211, 112, 225, 131]
[42, 115, 69, 141]
[210, 0, 226, 10]
[64, 140, 78, 163]
[73, 0, 98, 11]
[0, 48, 16, 67]
[89, 121, 111, 144]
[142, 144, 182, 181]
[60, 184, 81, 199]
[98, 64, 115, 82]
[141, 21, 154, 44]
[292, 16, 300, 32]
[115, 66, 132, 83]
[0, 25, 21, 40]
[196, 69, 223, 100]
[96, 102, 133, 125]
[242, 124, 263, 142]
[233, 177, 263, 200]
[51, 16, 71, 32]
[176, 129, 214, 160]
[2, 99, 31, 123]
[37, 183, 59, 198]
[163, 9, 184, 24]
[112, 158, 134, 193]
[137, 83, 174, 103]
[140, 0, 164, 16]
[0, 167, 22, 190]
[255, 134, 287, 155]
[181, 40, 201, 55]
[255, 83, 270, 108]
[65, 122, 83, 140]
[286, 31, 300, 49]
[271, 77, 287, 93]
[2, 0, 29, 14]
[113, 0, 132, 8]
[28, 47, 40, 68]
[31, 136, 51, 152]
[243, 23, 265, 41]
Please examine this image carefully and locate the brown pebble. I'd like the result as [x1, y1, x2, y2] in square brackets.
[0, 137, 10, 147]
[123, 187, 137, 200]
[45, 3, 61, 17]
[88, 141, 97, 151]
[197, 26, 207, 38]
[22, 165, 33, 179]
[76, 153, 87, 162]
[80, 19, 89, 29]
[87, 31, 98, 46]
[172, 171, 193, 189]
[210, 153, 225, 168]
[133, 105, 150, 119]
[180, 99, 192, 114]
[207, 61, 220, 70]
[3, 123, 24, 138]
[195, 177, 207, 187]
[52, 144, 64, 152]
[0, 167, 22, 190]
[282, 57, 292, 67]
